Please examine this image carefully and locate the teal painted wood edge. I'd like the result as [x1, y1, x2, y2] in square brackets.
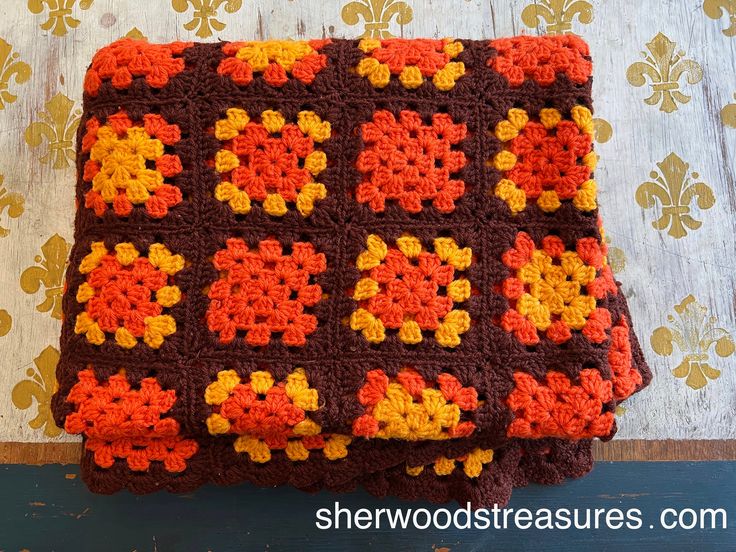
[0, 462, 734, 551]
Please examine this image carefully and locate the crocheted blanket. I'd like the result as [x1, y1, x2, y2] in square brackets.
[52, 36, 650, 506]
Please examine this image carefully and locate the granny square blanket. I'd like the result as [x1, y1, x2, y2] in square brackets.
[52, 36, 650, 506]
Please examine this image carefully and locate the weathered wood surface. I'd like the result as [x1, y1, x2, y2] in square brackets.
[0, 462, 734, 550]
[0, 0, 734, 461]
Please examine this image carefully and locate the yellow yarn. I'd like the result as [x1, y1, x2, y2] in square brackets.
[433, 456, 456, 476]
[433, 62, 465, 91]
[263, 193, 288, 216]
[358, 38, 381, 53]
[515, 247, 597, 332]
[398, 320, 422, 344]
[539, 107, 562, 129]
[356, 234, 388, 270]
[369, 382, 463, 440]
[74, 313, 104, 345]
[353, 278, 379, 300]
[573, 180, 597, 211]
[261, 109, 285, 133]
[148, 243, 185, 275]
[249, 371, 275, 394]
[350, 309, 386, 343]
[205, 369, 242, 406]
[463, 448, 493, 478]
[434, 237, 472, 270]
[89, 124, 166, 207]
[234, 435, 272, 463]
[206, 413, 231, 435]
[493, 150, 517, 171]
[214, 108, 250, 140]
[396, 235, 422, 258]
[435, 310, 471, 348]
[295, 182, 326, 216]
[399, 65, 423, 89]
[495, 108, 528, 141]
[233, 40, 317, 72]
[114, 327, 137, 349]
[323, 435, 351, 460]
[114, 242, 139, 266]
[406, 464, 424, 476]
[284, 368, 319, 411]
[142, 314, 176, 349]
[285, 440, 310, 461]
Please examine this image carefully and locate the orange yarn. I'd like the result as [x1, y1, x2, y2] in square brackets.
[84, 39, 191, 96]
[206, 238, 327, 346]
[204, 368, 351, 463]
[217, 40, 330, 86]
[356, 110, 467, 213]
[506, 369, 615, 439]
[81, 110, 183, 218]
[352, 368, 478, 440]
[500, 232, 616, 345]
[64, 369, 198, 472]
[355, 38, 465, 90]
[488, 35, 592, 87]
[609, 316, 643, 400]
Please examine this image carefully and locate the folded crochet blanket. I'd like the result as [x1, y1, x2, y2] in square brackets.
[52, 36, 650, 506]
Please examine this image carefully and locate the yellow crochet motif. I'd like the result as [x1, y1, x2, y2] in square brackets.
[493, 105, 597, 214]
[356, 38, 465, 91]
[232, 40, 320, 72]
[517, 248, 597, 332]
[405, 448, 494, 478]
[204, 368, 351, 463]
[89, 124, 167, 207]
[369, 383, 467, 440]
[74, 242, 183, 349]
[213, 108, 330, 217]
[350, 234, 472, 348]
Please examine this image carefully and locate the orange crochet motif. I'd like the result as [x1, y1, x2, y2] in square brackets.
[491, 106, 597, 214]
[352, 368, 479, 440]
[84, 38, 191, 96]
[217, 40, 330, 86]
[488, 35, 592, 87]
[609, 316, 643, 401]
[206, 238, 327, 347]
[205, 368, 351, 463]
[64, 369, 198, 472]
[355, 38, 465, 90]
[506, 369, 615, 439]
[81, 111, 184, 218]
[212, 108, 331, 217]
[356, 110, 467, 213]
[74, 242, 184, 349]
[350, 235, 472, 348]
[500, 232, 616, 345]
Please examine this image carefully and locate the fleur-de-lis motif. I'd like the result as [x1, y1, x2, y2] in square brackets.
[603, 235, 626, 274]
[704, 0, 736, 37]
[20, 234, 70, 320]
[24, 92, 81, 170]
[28, 0, 94, 37]
[635, 153, 715, 239]
[520, 0, 593, 35]
[0, 38, 31, 110]
[341, 0, 413, 38]
[11, 345, 62, 437]
[0, 175, 25, 238]
[125, 27, 147, 40]
[651, 295, 734, 390]
[626, 33, 702, 113]
[0, 309, 11, 337]
[592, 117, 612, 144]
[171, 0, 243, 38]
[722, 93, 736, 128]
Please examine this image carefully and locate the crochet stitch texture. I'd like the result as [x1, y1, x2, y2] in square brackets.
[52, 35, 650, 506]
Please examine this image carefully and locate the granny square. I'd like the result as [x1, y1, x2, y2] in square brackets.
[52, 36, 650, 506]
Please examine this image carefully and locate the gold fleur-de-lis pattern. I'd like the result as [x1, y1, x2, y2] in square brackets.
[341, 0, 413, 38]
[0, 175, 25, 238]
[722, 93, 736, 127]
[0, 309, 11, 337]
[626, 33, 703, 113]
[703, 0, 736, 37]
[28, 0, 94, 37]
[651, 296, 734, 390]
[24, 92, 81, 169]
[0, 0, 733, 447]
[20, 234, 70, 320]
[172, 0, 243, 38]
[0, 38, 31, 110]
[11, 346, 62, 437]
[520, 0, 593, 35]
[635, 153, 715, 239]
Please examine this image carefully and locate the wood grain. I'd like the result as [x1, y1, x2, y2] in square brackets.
[1, 440, 734, 465]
